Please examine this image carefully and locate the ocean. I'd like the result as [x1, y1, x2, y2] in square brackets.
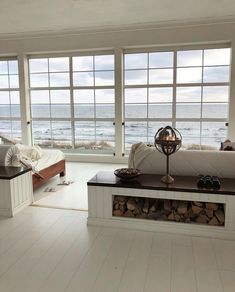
[0, 104, 227, 150]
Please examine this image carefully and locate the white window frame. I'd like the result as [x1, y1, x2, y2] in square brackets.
[0, 56, 21, 142]
[123, 43, 231, 151]
[28, 51, 116, 154]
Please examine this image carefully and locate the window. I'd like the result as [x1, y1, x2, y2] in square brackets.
[29, 53, 115, 153]
[0, 58, 21, 142]
[124, 47, 230, 150]
[29, 57, 71, 149]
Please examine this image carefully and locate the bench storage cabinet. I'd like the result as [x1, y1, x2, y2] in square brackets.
[87, 172, 235, 240]
[0, 166, 33, 217]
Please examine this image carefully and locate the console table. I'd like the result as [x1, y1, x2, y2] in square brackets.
[0, 166, 33, 217]
[87, 171, 235, 239]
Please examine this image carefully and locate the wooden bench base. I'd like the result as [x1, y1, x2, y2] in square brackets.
[33, 160, 66, 190]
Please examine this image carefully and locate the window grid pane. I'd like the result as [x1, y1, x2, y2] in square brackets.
[0, 59, 21, 142]
[124, 48, 230, 151]
[29, 54, 115, 153]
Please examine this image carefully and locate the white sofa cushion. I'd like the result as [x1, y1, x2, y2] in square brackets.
[0, 145, 21, 166]
[15, 144, 43, 161]
[128, 142, 235, 178]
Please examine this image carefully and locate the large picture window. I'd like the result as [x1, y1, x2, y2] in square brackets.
[29, 53, 115, 153]
[0, 58, 21, 142]
[124, 47, 230, 150]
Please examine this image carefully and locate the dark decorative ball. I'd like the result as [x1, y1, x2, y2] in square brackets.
[154, 125, 182, 156]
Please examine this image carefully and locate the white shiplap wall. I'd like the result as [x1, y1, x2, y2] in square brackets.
[0, 171, 33, 216]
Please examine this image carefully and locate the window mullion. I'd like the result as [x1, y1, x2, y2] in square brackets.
[200, 50, 205, 147]
[47, 58, 53, 148]
[70, 56, 75, 150]
[6, 61, 13, 138]
[172, 50, 177, 128]
[147, 53, 149, 143]
[114, 47, 124, 158]
[93, 56, 96, 144]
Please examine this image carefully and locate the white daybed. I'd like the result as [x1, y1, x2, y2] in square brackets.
[0, 145, 66, 190]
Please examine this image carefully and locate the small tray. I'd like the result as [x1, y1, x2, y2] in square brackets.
[114, 168, 141, 180]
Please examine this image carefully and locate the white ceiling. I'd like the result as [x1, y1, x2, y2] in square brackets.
[1, 0, 235, 36]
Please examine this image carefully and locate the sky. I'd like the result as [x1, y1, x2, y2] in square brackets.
[0, 48, 231, 106]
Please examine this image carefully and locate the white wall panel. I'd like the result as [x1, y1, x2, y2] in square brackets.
[0, 171, 33, 217]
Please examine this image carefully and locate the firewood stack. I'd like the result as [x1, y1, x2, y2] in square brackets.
[113, 196, 225, 226]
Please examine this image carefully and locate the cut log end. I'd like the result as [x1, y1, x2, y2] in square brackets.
[113, 196, 225, 226]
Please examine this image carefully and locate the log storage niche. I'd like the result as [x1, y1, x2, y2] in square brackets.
[113, 195, 225, 226]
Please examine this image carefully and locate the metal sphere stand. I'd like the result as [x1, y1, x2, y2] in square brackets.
[154, 125, 182, 184]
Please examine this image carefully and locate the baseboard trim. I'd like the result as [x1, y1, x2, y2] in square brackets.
[87, 217, 235, 240]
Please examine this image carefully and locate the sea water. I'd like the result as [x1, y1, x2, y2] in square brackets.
[0, 104, 227, 149]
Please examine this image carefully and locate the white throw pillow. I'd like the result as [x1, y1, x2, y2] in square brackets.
[16, 144, 43, 161]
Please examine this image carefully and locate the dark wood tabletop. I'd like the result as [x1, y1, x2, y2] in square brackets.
[0, 166, 32, 180]
[87, 171, 235, 196]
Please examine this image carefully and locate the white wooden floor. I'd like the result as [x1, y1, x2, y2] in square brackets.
[0, 207, 235, 291]
[33, 162, 126, 210]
